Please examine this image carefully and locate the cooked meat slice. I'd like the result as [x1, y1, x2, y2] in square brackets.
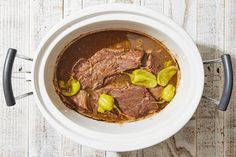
[94, 82, 159, 118]
[103, 74, 122, 87]
[149, 86, 163, 100]
[142, 47, 172, 75]
[71, 90, 90, 110]
[109, 84, 158, 118]
[142, 53, 160, 74]
[146, 54, 159, 74]
[72, 48, 144, 89]
[141, 53, 149, 67]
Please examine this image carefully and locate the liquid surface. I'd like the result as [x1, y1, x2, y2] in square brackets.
[54, 30, 179, 123]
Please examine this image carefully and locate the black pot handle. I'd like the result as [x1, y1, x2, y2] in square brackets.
[3, 48, 17, 106]
[218, 54, 233, 111]
[3, 48, 33, 106]
[203, 54, 233, 111]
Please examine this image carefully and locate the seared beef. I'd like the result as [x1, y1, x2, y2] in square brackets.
[71, 90, 90, 111]
[141, 53, 149, 67]
[72, 48, 144, 90]
[149, 86, 163, 100]
[103, 74, 122, 87]
[95, 82, 159, 118]
[142, 48, 174, 75]
[142, 53, 159, 74]
[146, 54, 159, 74]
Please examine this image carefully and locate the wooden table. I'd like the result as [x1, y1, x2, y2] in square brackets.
[0, 0, 235, 156]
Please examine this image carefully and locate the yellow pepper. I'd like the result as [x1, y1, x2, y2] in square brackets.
[98, 94, 121, 113]
[125, 69, 157, 88]
[59, 80, 67, 89]
[164, 60, 173, 68]
[157, 66, 178, 86]
[161, 84, 176, 102]
[59, 78, 81, 97]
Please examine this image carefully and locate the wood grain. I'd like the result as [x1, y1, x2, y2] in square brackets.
[196, 0, 225, 157]
[0, 0, 30, 156]
[107, 0, 141, 4]
[142, 0, 164, 12]
[0, 0, 235, 156]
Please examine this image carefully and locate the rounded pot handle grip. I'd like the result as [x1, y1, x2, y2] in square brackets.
[218, 54, 233, 111]
[3, 48, 17, 106]
[203, 54, 233, 111]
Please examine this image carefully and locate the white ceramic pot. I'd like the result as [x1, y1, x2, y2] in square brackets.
[3, 4, 233, 152]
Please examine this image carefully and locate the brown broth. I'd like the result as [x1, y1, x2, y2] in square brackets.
[55, 30, 179, 123]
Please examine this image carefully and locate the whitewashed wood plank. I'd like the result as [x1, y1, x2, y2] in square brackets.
[28, 0, 64, 157]
[164, 0, 197, 38]
[142, 0, 163, 13]
[106, 151, 121, 157]
[107, 0, 141, 4]
[83, 0, 106, 8]
[64, 0, 82, 17]
[60, 136, 81, 157]
[119, 150, 143, 157]
[224, 0, 236, 156]
[80, 146, 107, 157]
[196, 0, 225, 157]
[183, 0, 197, 39]
[0, 0, 30, 156]
[212, 1, 225, 157]
[163, 0, 196, 31]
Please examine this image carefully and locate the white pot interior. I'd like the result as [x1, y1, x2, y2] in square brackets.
[33, 5, 204, 151]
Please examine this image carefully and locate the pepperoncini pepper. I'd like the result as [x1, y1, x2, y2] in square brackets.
[164, 60, 173, 68]
[125, 69, 157, 88]
[97, 94, 121, 113]
[161, 84, 176, 102]
[157, 66, 178, 86]
[59, 78, 81, 97]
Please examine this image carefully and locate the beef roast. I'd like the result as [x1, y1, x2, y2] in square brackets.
[72, 48, 144, 89]
[95, 82, 159, 118]
[149, 86, 163, 100]
[145, 54, 159, 74]
[71, 90, 90, 111]
[141, 48, 174, 75]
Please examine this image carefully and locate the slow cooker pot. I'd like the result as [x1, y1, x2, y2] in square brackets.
[3, 4, 233, 151]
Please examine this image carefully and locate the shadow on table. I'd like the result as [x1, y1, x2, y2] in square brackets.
[118, 44, 235, 157]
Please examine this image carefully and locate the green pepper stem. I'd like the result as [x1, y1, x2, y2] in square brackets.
[114, 105, 122, 114]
